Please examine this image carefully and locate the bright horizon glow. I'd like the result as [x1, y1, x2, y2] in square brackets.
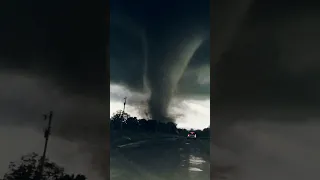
[110, 84, 210, 130]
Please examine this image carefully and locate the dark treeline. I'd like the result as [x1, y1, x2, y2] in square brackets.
[1, 153, 86, 180]
[110, 110, 210, 138]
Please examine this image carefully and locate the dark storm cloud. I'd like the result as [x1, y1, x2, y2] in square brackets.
[0, 1, 108, 178]
[0, 0, 107, 99]
[211, 1, 320, 159]
[110, 0, 210, 121]
[211, 2, 320, 179]
[212, 0, 320, 112]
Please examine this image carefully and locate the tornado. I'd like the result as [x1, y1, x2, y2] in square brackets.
[110, 8, 209, 123]
[146, 33, 205, 122]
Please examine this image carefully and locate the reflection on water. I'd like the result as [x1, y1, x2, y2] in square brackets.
[190, 155, 206, 165]
[111, 140, 210, 180]
[178, 145, 210, 180]
[188, 155, 206, 172]
[186, 153, 209, 180]
[189, 167, 203, 172]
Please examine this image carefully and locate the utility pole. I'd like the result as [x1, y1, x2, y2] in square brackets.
[37, 111, 53, 180]
[120, 97, 127, 130]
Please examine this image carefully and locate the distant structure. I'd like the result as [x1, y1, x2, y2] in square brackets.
[121, 97, 127, 117]
[120, 97, 127, 130]
[37, 111, 53, 180]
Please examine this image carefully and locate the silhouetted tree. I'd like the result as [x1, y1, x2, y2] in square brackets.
[138, 119, 148, 131]
[59, 175, 86, 180]
[1, 152, 86, 180]
[110, 110, 209, 136]
[124, 117, 139, 131]
[177, 128, 189, 136]
[157, 122, 167, 133]
[202, 127, 210, 137]
[110, 110, 130, 130]
[166, 122, 178, 134]
[146, 120, 157, 132]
